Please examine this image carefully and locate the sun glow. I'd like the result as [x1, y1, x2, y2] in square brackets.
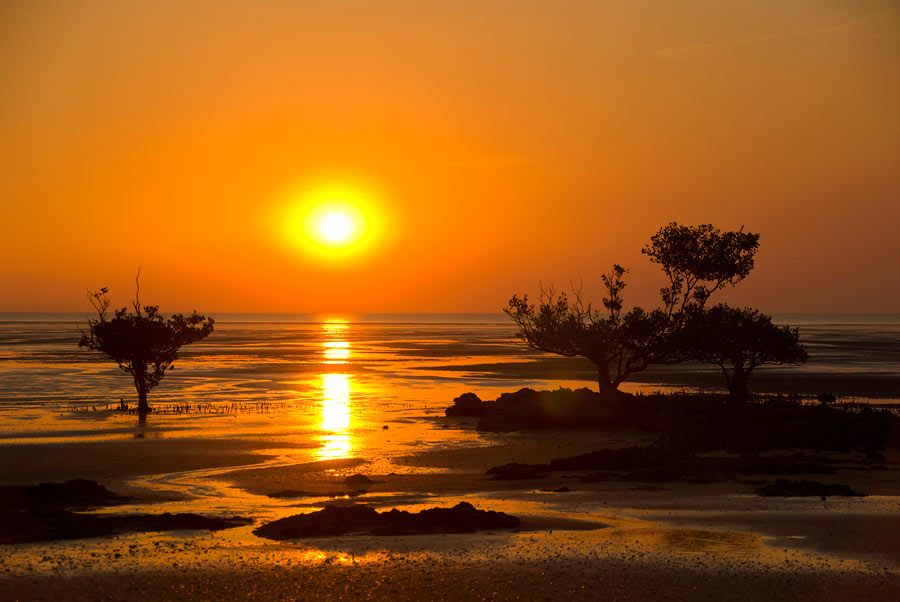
[281, 186, 383, 260]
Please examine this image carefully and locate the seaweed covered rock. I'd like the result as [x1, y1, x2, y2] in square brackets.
[755, 479, 866, 498]
[268, 489, 367, 499]
[0, 479, 250, 544]
[487, 463, 549, 481]
[0, 508, 250, 544]
[475, 387, 632, 432]
[0, 509, 252, 544]
[343, 474, 375, 486]
[0, 508, 114, 544]
[445, 392, 485, 417]
[487, 446, 840, 484]
[656, 398, 900, 454]
[0, 479, 129, 510]
[457, 387, 900, 453]
[253, 502, 519, 540]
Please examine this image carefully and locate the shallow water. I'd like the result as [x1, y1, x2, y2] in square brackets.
[1, 315, 899, 584]
[0, 318, 560, 448]
[1, 314, 898, 452]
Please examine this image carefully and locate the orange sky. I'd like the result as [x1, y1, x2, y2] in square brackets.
[2, 1, 898, 313]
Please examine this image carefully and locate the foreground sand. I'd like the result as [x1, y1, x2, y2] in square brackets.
[7, 558, 900, 601]
[2, 423, 900, 601]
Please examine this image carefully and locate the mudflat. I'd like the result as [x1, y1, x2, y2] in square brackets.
[2, 424, 899, 601]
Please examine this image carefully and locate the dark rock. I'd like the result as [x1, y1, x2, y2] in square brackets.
[343, 474, 375, 486]
[0, 479, 129, 511]
[253, 502, 519, 540]
[476, 387, 627, 432]
[0, 508, 251, 544]
[755, 479, 866, 498]
[488, 445, 841, 484]
[113, 513, 252, 533]
[817, 393, 837, 405]
[256, 505, 380, 538]
[445, 392, 485, 417]
[461, 387, 900, 454]
[0, 508, 113, 544]
[0, 480, 249, 544]
[486, 463, 549, 481]
[268, 489, 367, 499]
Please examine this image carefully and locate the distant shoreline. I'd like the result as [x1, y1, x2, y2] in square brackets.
[2, 312, 900, 325]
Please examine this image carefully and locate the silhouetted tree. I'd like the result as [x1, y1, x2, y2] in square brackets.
[642, 222, 760, 315]
[506, 223, 782, 394]
[506, 265, 673, 391]
[79, 273, 214, 418]
[681, 304, 808, 400]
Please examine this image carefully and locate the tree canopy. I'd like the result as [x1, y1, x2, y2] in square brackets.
[642, 222, 760, 315]
[506, 265, 672, 391]
[505, 222, 796, 398]
[78, 279, 214, 418]
[680, 304, 808, 399]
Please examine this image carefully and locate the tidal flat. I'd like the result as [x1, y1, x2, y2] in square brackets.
[1, 316, 899, 600]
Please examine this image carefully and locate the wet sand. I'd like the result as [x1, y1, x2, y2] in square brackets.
[6, 558, 900, 602]
[3, 318, 899, 598]
[2, 425, 899, 601]
[0, 438, 319, 502]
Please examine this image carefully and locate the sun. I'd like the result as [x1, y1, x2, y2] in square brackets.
[321, 213, 352, 242]
[280, 184, 383, 260]
[285, 194, 375, 257]
[306, 202, 363, 248]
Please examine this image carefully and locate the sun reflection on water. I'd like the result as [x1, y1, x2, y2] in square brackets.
[318, 373, 352, 459]
[323, 341, 350, 363]
[320, 374, 350, 431]
[317, 320, 354, 460]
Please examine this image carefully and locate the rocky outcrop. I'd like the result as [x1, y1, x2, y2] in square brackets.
[253, 502, 519, 539]
[487, 446, 840, 484]
[444, 392, 486, 417]
[0, 479, 250, 544]
[448, 387, 900, 453]
[755, 479, 866, 498]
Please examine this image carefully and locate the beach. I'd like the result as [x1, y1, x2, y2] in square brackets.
[2, 316, 900, 600]
[2, 426, 900, 601]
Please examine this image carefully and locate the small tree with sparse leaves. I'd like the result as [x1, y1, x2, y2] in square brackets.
[79, 272, 214, 418]
[505, 265, 673, 391]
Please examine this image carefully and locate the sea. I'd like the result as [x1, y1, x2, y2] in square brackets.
[1, 313, 899, 449]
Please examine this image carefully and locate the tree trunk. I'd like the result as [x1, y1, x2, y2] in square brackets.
[729, 365, 748, 401]
[594, 359, 617, 392]
[137, 389, 148, 414]
[137, 387, 149, 419]
[134, 366, 149, 420]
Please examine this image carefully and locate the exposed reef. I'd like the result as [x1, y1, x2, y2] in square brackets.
[444, 392, 486, 417]
[0, 478, 131, 510]
[447, 387, 900, 453]
[268, 489, 368, 499]
[0, 479, 250, 544]
[253, 502, 519, 540]
[487, 446, 846, 484]
[755, 479, 866, 498]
